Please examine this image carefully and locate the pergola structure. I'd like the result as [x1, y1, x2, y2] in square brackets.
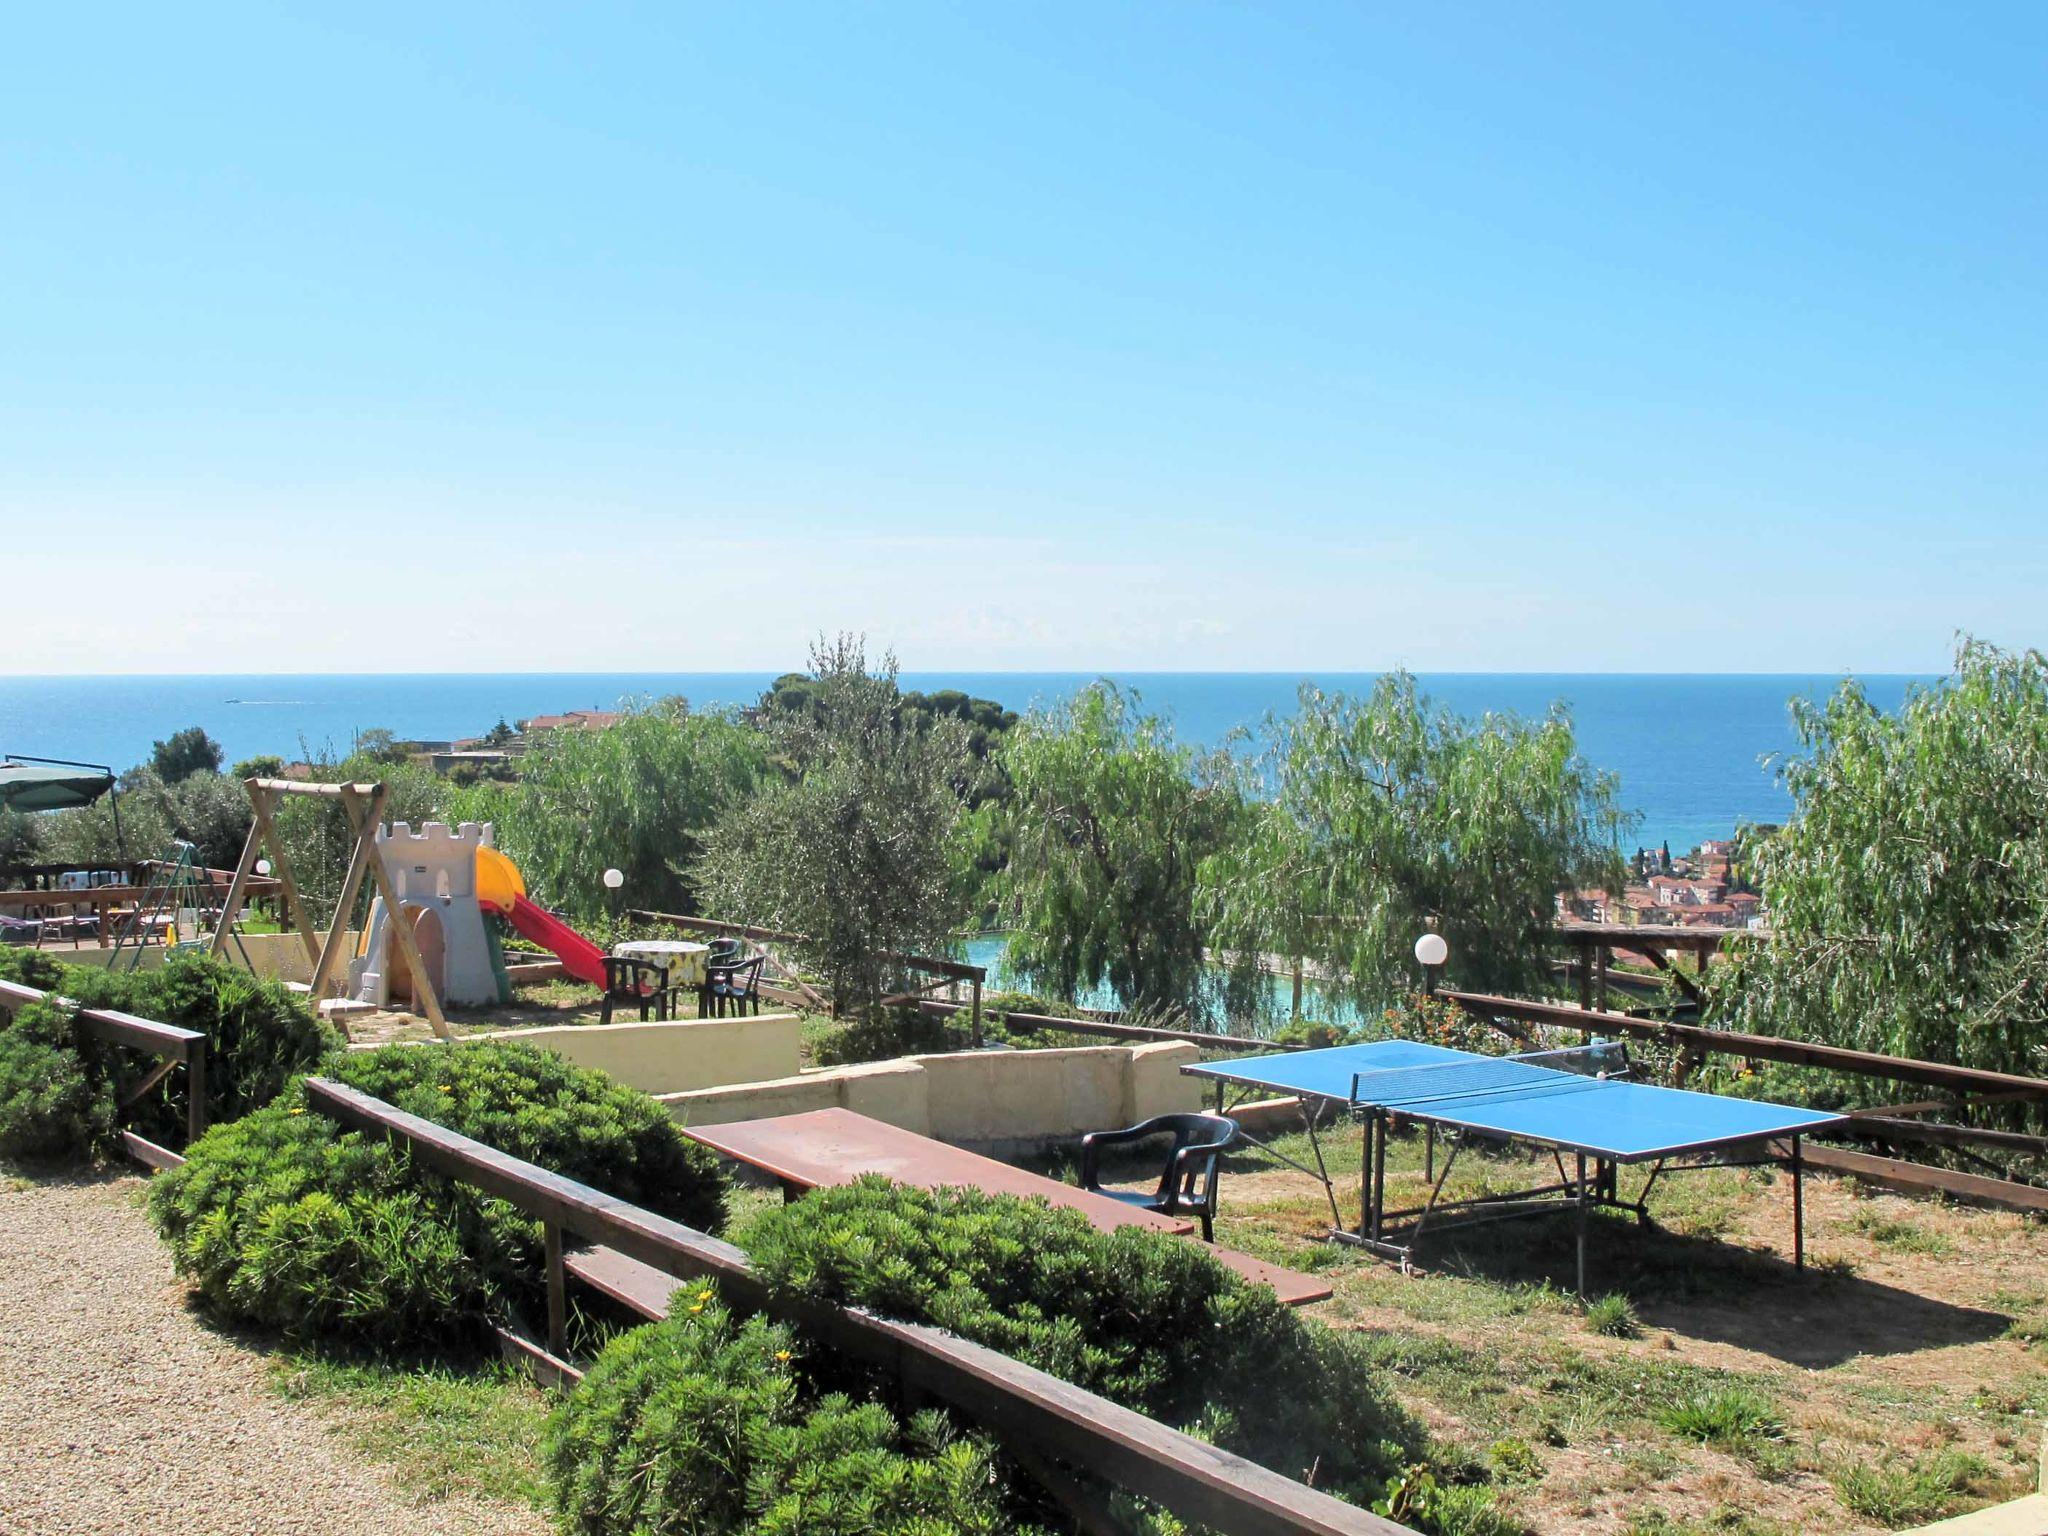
[210, 777, 448, 1038]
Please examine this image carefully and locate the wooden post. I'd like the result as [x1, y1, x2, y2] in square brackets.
[254, 794, 323, 970]
[207, 811, 267, 962]
[185, 1039, 208, 1145]
[544, 1220, 567, 1356]
[1291, 959, 1304, 1017]
[307, 785, 383, 1004]
[1593, 944, 1609, 1015]
[1575, 937, 1592, 1011]
[970, 973, 983, 1049]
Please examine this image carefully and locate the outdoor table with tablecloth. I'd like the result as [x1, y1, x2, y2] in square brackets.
[610, 938, 711, 995]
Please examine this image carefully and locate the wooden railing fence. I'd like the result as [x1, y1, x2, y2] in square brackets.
[0, 977, 207, 1168]
[918, 997, 1305, 1054]
[1445, 988, 2048, 1213]
[303, 1076, 1410, 1536]
[1552, 922, 1750, 1015]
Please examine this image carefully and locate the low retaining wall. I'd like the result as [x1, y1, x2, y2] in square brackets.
[465, 1013, 803, 1095]
[44, 931, 357, 986]
[660, 1041, 1203, 1154]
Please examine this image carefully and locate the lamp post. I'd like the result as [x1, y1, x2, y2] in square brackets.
[1414, 930, 1449, 998]
[601, 867, 624, 937]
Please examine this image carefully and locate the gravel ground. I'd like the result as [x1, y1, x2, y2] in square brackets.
[0, 1171, 548, 1536]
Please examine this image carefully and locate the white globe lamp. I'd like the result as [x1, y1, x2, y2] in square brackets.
[602, 868, 625, 890]
[1413, 932, 1448, 968]
[255, 859, 271, 876]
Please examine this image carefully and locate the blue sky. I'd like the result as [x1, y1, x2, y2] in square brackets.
[4, 4, 2043, 674]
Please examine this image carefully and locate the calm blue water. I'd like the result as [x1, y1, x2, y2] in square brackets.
[0, 672, 1926, 855]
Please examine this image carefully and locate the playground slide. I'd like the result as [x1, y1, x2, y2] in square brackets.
[473, 844, 608, 989]
[499, 895, 608, 989]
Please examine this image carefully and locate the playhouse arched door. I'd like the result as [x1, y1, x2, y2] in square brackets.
[390, 904, 447, 1007]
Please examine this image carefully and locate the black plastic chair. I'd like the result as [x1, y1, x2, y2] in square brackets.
[600, 955, 670, 1024]
[706, 937, 743, 965]
[705, 954, 766, 1017]
[1079, 1112, 1240, 1241]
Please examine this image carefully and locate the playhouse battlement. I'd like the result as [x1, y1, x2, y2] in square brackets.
[385, 820, 497, 847]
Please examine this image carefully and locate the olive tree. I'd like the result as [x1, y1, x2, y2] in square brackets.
[700, 637, 973, 1020]
[994, 683, 1244, 1016]
[1716, 640, 2048, 1080]
[1201, 673, 1630, 1018]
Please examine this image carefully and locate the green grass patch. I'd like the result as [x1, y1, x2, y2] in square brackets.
[1624, 1510, 1791, 1535]
[1656, 1385, 1785, 1449]
[1584, 1293, 1642, 1338]
[269, 1350, 550, 1509]
[1846, 1206, 1954, 1257]
[1827, 1447, 1993, 1528]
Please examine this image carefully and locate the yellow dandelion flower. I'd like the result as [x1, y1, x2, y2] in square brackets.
[774, 1350, 792, 1362]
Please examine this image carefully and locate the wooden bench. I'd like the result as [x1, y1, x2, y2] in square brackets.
[682, 1107, 1333, 1307]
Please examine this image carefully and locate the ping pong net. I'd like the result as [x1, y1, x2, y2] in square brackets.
[1348, 1041, 1630, 1112]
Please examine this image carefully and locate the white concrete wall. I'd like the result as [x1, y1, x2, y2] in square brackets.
[659, 1041, 1202, 1152]
[465, 1012, 802, 1095]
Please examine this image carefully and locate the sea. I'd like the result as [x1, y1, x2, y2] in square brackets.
[1, 671, 1928, 858]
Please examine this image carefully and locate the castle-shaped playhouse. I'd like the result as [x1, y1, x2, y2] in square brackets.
[348, 821, 514, 1010]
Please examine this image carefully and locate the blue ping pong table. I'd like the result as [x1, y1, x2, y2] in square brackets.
[1185, 1039, 1845, 1294]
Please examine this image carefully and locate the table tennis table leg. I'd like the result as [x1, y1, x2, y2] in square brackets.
[1791, 1135, 1805, 1270]
[1425, 1123, 1435, 1183]
[1374, 1112, 1390, 1247]
[1358, 1111, 1374, 1241]
[1574, 1152, 1589, 1299]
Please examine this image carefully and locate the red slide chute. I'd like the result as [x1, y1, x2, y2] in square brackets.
[500, 894, 608, 989]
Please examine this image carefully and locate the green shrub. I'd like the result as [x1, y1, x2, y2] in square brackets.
[0, 950, 337, 1156]
[0, 999, 115, 1161]
[738, 1177, 1429, 1508]
[150, 1041, 729, 1348]
[546, 1296, 1026, 1536]
[0, 947, 68, 991]
[810, 992, 1100, 1066]
[812, 1007, 959, 1067]
[116, 953, 341, 1126]
[149, 1104, 478, 1341]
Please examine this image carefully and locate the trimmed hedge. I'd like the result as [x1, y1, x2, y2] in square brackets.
[737, 1178, 1480, 1523]
[547, 1296, 1029, 1536]
[148, 1041, 729, 1348]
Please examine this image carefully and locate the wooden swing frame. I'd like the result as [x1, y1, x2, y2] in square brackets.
[210, 778, 449, 1038]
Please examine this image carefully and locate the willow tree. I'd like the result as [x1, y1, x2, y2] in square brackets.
[700, 637, 972, 1020]
[1201, 674, 1629, 1018]
[994, 684, 1245, 1017]
[471, 701, 766, 921]
[1715, 640, 2048, 1080]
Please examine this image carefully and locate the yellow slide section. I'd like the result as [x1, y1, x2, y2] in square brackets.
[474, 845, 527, 913]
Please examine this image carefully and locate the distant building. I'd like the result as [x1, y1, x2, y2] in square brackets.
[522, 710, 623, 733]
